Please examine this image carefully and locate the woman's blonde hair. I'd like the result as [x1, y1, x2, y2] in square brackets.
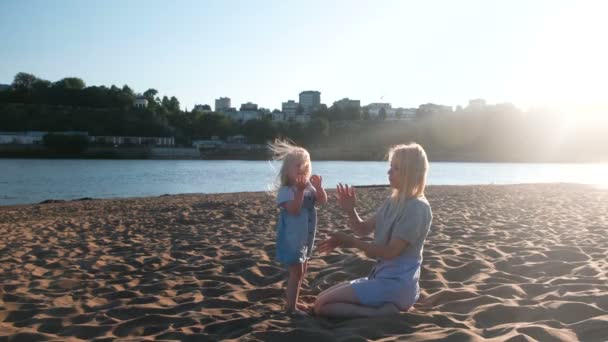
[388, 143, 429, 200]
[379, 143, 429, 231]
[269, 139, 311, 187]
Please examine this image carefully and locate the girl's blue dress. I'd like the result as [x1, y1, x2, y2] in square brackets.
[275, 184, 317, 265]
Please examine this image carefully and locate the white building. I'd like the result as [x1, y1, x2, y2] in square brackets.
[0, 131, 47, 144]
[89, 136, 175, 146]
[299, 91, 321, 115]
[282, 100, 299, 116]
[0, 131, 89, 144]
[228, 110, 262, 123]
[193, 104, 212, 113]
[192, 138, 224, 149]
[134, 96, 149, 109]
[215, 97, 231, 112]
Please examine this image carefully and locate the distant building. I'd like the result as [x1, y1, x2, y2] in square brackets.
[0, 131, 87, 144]
[0, 131, 48, 144]
[282, 100, 299, 116]
[226, 135, 247, 144]
[228, 110, 262, 123]
[295, 115, 311, 123]
[271, 111, 287, 122]
[193, 104, 212, 113]
[467, 99, 486, 111]
[90, 136, 174, 146]
[215, 97, 231, 112]
[417, 103, 453, 117]
[240, 102, 258, 111]
[367, 103, 392, 117]
[299, 91, 321, 115]
[192, 137, 224, 149]
[134, 96, 148, 109]
[334, 98, 361, 111]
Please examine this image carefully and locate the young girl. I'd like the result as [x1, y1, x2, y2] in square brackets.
[271, 139, 327, 316]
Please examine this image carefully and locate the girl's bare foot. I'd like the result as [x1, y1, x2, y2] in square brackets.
[287, 308, 310, 317]
[297, 303, 312, 312]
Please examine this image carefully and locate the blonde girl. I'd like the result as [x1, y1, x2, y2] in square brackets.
[271, 139, 327, 315]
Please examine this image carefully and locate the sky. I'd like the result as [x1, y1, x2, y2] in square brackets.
[1, 0, 607, 112]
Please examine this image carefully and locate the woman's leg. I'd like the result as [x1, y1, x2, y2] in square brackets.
[314, 281, 353, 309]
[285, 263, 303, 311]
[320, 302, 400, 318]
[314, 283, 400, 318]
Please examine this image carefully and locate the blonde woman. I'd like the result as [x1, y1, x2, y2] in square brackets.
[314, 143, 432, 317]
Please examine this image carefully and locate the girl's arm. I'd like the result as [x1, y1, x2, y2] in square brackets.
[282, 175, 308, 215]
[283, 189, 305, 215]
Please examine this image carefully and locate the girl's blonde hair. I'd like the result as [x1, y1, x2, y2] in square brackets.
[388, 143, 429, 200]
[269, 139, 311, 187]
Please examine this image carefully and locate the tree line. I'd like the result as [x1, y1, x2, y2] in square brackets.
[1, 72, 607, 162]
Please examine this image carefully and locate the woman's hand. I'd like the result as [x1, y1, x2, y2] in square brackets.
[335, 183, 357, 213]
[317, 232, 355, 254]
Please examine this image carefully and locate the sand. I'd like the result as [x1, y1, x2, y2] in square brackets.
[1, 184, 607, 341]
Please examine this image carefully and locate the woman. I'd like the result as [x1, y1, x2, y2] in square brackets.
[314, 143, 433, 317]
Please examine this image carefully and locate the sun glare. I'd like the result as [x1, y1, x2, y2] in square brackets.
[507, 2, 608, 109]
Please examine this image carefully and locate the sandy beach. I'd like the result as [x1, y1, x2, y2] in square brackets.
[1, 184, 607, 341]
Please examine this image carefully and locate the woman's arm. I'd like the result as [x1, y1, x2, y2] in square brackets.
[345, 208, 375, 237]
[351, 236, 410, 260]
[318, 233, 410, 260]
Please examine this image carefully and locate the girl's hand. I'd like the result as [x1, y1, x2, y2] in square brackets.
[310, 175, 323, 190]
[318, 232, 355, 254]
[335, 183, 356, 213]
[295, 175, 308, 191]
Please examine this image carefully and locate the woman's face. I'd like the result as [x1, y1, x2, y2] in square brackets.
[388, 159, 401, 189]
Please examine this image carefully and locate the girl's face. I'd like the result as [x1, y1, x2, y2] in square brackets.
[288, 160, 309, 184]
[388, 159, 401, 189]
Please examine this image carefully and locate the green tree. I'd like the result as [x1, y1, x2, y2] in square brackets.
[12, 72, 38, 89]
[53, 77, 86, 90]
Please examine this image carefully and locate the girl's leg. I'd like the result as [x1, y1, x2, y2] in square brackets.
[285, 263, 303, 312]
[296, 261, 310, 311]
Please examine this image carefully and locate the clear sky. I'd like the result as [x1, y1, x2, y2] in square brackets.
[1, 0, 606, 111]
